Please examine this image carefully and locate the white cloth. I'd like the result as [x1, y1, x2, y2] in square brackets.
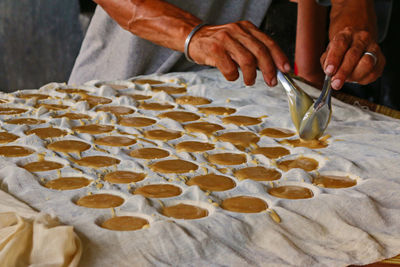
[1, 69, 400, 266]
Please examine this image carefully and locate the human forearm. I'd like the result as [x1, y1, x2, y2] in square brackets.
[94, 0, 202, 52]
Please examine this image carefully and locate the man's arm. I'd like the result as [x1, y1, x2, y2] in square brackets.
[321, 0, 385, 90]
[94, 0, 291, 86]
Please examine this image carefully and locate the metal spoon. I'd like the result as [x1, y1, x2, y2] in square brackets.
[277, 71, 314, 131]
[298, 75, 332, 140]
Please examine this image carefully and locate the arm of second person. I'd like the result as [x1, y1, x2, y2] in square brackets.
[94, 0, 291, 86]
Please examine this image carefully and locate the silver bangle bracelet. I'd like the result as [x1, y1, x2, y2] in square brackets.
[184, 22, 208, 63]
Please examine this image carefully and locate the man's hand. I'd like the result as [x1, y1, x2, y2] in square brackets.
[320, 0, 385, 90]
[188, 21, 291, 86]
[321, 27, 385, 90]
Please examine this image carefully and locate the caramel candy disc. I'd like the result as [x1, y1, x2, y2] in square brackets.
[94, 136, 136, 147]
[127, 94, 152, 101]
[79, 94, 112, 107]
[151, 86, 186, 94]
[53, 113, 91, 120]
[100, 84, 128, 90]
[77, 193, 124, 208]
[23, 161, 63, 172]
[279, 138, 328, 149]
[234, 166, 281, 181]
[74, 156, 120, 168]
[0, 107, 27, 115]
[18, 93, 49, 100]
[96, 106, 135, 116]
[259, 127, 296, 138]
[101, 216, 149, 231]
[143, 129, 182, 141]
[150, 159, 198, 174]
[222, 115, 262, 126]
[133, 79, 164, 85]
[184, 122, 224, 136]
[134, 184, 182, 198]
[139, 102, 174, 111]
[313, 174, 357, 188]
[198, 106, 236, 115]
[176, 141, 214, 152]
[268, 185, 314, 199]
[37, 103, 69, 110]
[44, 177, 91, 190]
[208, 153, 247, 165]
[6, 118, 45, 125]
[221, 196, 268, 213]
[130, 147, 170, 159]
[187, 173, 236, 191]
[72, 124, 114, 134]
[0, 146, 34, 157]
[119, 117, 156, 127]
[162, 203, 208, 219]
[47, 140, 91, 153]
[277, 157, 319, 172]
[56, 88, 88, 94]
[105, 171, 146, 184]
[175, 96, 211, 105]
[159, 111, 200, 123]
[25, 127, 67, 139]
[217, 131, 259, 148]
[252, 147, 290, 159]
[0, 132, 19, 144]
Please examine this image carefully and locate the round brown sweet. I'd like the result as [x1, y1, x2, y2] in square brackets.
[151, 86, 186, 94]
[25, 127, 67, 139]
[222, 115, 262, 126]
[44, 177, 92, 190]
[162, 203, 208, 219]
[259, 127, 295, 138]
[0, 132, 19, 144]
[72, 124, 114, 134]
[6, 118, 45, 125]
[233, 166, 281, 181]
[187, 173, 235, 191]
[277, 157, 319, 172]
[175, 96, 211, 105]
[134, 184, 182, 198]
[217, 131, 259, 148]
[251, 147, 290, 159]
[143, 129, 182, 141]
[158, 111, 200, 123]
[23, 160, 64, 172]
[119, 117, 156, 127]
[208, 153, 247, 165]
[279, 138, 328, 149]
[221, 196, 268, 213]
[56, 88, 88, 94]
[37, 103, 69, 110]
[101, 216, 149, 231]
[101, 84, 128, 90]
[312, 174, 357, 188]
[183, 122, 224, 136]
[94, 136, 136, 147]
[127, 94, 152, 101]
[130, 147, 170, 159]
[268, 185, 314, 199]
[53, 113, 91, 120]
[96, 106, 135, 116]
[47, 140, 91, 153]
[133, 79, 164, 85]
[79, 94, 112, 107]
[150, 159, 198, 174]
[74, 156, 120, 168]
[139, 102, 174, 111]
[18, 93, 49, 100]
[0, 107, 27, 115]
[197, 106, 236, 115]
[76, 193, 124, 208]
[0, 146, 34, 157]
[176, 141, 214, 152]
[104, 171, 146, 184]
[0, 99, 8, 103]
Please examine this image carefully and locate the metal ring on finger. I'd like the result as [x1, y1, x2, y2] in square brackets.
[364, 51, 378, 66]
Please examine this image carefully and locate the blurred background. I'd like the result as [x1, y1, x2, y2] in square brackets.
[0, 0, 398, 110]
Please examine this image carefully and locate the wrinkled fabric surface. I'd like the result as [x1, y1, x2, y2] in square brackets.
[0, 69, 400, 266]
